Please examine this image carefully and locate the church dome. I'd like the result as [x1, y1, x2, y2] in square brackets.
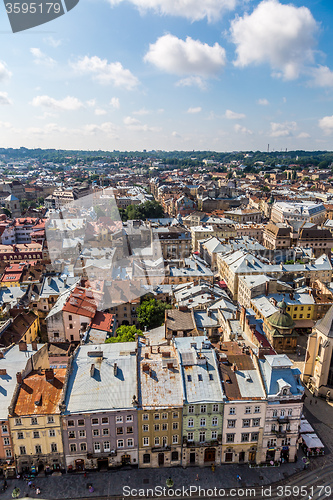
[268, 299, 295, 330]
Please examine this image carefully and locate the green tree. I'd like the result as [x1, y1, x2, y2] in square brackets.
[137, 298, 171, 329]
[105, 324, 142, 343]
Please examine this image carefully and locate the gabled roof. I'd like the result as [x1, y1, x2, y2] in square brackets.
[315, 304, 333, 338]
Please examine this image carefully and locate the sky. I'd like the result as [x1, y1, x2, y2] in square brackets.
[0, 0, 333, 152]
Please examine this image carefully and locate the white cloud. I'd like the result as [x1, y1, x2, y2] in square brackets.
[172, 131, 181, 138]
[84, 122, 118, 136]
[124, 116, 141, 126]
[175, 76, 207, 90]
[270, 121, 297, 137]
[234, 124, 253, 134]
[30, 48, 56, 67]
[187, 107, 202, 114]
[0, 121, 12, 129]
[257, 98, 269, 106]
[133, 108, 151, 115]
[297, 132, 310, 139]
[71, 56, 139, 90]
[110, 97, 120, 109]
[106, 0, 236, 22]
[123, 115, 159, 132]
[0, 92, 12, 105]
[319, 116, 333, 135]
[31, 95, 84, 111]
[95, 108, 107, 116]
[144, 34, 226, 78]
[310, 66, 333, 87]
[0, 61, 12, 82]
[225, 109, 245, 120]
[230, 0, 318, 80]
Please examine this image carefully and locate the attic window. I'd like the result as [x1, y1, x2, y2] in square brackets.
[209, 374, 213, 381]
[187, 375, 192, 382]
[198, 374, 203, 381]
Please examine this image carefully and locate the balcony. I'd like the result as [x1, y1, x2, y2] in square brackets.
[182, 439, 220, 448]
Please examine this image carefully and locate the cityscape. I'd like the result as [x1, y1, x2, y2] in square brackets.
[0, 149, 332, 498]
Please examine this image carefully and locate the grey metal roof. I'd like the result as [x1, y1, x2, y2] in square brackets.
[315, 304, 333, 338]
[64, 343, 138, 414]
[0, 343, 44, 419]
[174, 337, 224, 404]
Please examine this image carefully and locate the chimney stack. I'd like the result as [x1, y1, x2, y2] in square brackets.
[31, 341, 38, 351]
[19, 342, 27, 351]
[0, 351, 4, 359]
[90, 364, 95, 377]
[16, 372, 23, 384]
[45, 368, 54, 381]
[114, 363, 118, 376]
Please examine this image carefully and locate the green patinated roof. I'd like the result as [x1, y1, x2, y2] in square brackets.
[268, 299, 295, 330]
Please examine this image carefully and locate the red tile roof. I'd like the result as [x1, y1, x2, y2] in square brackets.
[90, 311, 115, 332]
[62, 287, 99, 318]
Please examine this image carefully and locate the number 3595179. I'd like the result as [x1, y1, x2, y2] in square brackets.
[5, 3, 62, 14]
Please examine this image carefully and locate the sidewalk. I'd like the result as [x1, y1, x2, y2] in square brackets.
[0, 458, 305, 500]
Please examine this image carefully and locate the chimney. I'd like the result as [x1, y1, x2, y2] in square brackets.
[0, 368, 7, 375]
[45, 368, 54, 381]
[90, 364, 95, 377]
[265, 280, 269, 296]
[19, 341, 27, 351]
[114, 363, 118, 376]
[0, 351, 4, 359]
[145, 352, 149, 359]
[16, 372, 23, 384]
[31, 341, 38, 351]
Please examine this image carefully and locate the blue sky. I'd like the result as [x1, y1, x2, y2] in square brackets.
[0, 0, 333, 151]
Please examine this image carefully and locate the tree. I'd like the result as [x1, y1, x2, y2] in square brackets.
[137, 298, 171, 329]
[125, 200, 164, 221]
[105, 324, 142, 343]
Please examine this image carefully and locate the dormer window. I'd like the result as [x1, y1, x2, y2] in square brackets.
[282, 389, 288, 396]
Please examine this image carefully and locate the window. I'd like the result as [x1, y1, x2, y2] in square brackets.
[271, 424, 276, 432]
[187, 432, 194, 441]
[68, 431, 75, 439]
[162, 413, 168, 420]
[143, 453, 150, 464]
[242, 419, 250, 427]
[3, 437, 10, 446]
[142, 414, 149, 421]
[267, 439, 276, 448]
[143, 425, 149, 432]
[69, 315, 72, 320]
[94, 442, 101, 452]
[162, 436, 167, 447]
[226, 433, 235, 443]
[154, 413, 160, 420]
[209, 374, 214, 381]
[272, 410, 278, 417]
[127, 438, 134, 447]
[51, 443, 57, 453]
[19, 446, 26, 455]
[173, 412, 178, 419]
[143, 437, 149, 446]
[172, 435, 178, 444]
[251, 433, 259, 441]
[102, 417, 109, 424]
[173, 422, 178, 430]
[93, 429, 99, 436]
[154, 424, 160, 431]
[252, 418, 260, 427]
[154, 437, 160, 446]
[245, 407, 251, 414]
[30, 417, 38, 425]
[126, 414, 133, 422]
[116, 416, 123, 423]
[287, 409, 292, 416]
[127, 426, 133, 434]
[280, 410, 285, 416]
[116, 427, 123, 435]
[200, 418, 206, 427]
[188, 405, 194, 414]
[2, 425, 8, 433]
[211, 431, 217, 440]
[103, 428, 109, 436]
[229, 407, 236, 415]
[188, 418, 194, 428]
[17, 432, 24, 440]
[241, 433, 249, 442]
[33, 431, 40, 439]
[200, 405, 207, 413]
[198, 374, 203, 381]
[171, 451, 179, 461]
[162, 423, 168, 431]
[212, 417, 218, 426]
[199, 431, 206, 443]
[49, 429, 55, 437]
[92, 418, 99, 425]
[47, 416, 54, 424]
[78, 419, 84, 426]
[212, 404, 219, 412]
[227, 420, 236, 428]
[70, 443, 77, 453]
[104, 441, 110, 452]
[80, 443, 87, 452]
[187, 375, 192, 382]
[15, 418, 22, 426]
[254, 406, 260, 413]
[5, 450, 11, 458]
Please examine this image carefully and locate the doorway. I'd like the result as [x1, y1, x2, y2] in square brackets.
[225, 452, 233, 462]
[158, 453, 164, 466]
[121, 455, 131, 466]
[75, 460, 84, 471]
[249, 450, 256, 463]
[190, 452, 196, 464]
[239, 451, 245, 463]
[204, 448, 216, 463]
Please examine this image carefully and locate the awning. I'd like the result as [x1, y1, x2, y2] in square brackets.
[300, 419, 314, 434]
[302, 433, 324, 449]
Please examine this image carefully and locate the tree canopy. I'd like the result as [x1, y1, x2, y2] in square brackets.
[105, 324, 142, 343]
[137, 298, 171, 329]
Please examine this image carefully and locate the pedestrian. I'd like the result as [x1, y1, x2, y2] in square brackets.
[36, 487, 41, 495]
[315, 400, 317, 405]
[89, 485, 94, 493]
[195, 474, 199, 481]
[237, 474, 241, 482]
[84, 471, 87, 479]
[28, 480, 32, 488]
